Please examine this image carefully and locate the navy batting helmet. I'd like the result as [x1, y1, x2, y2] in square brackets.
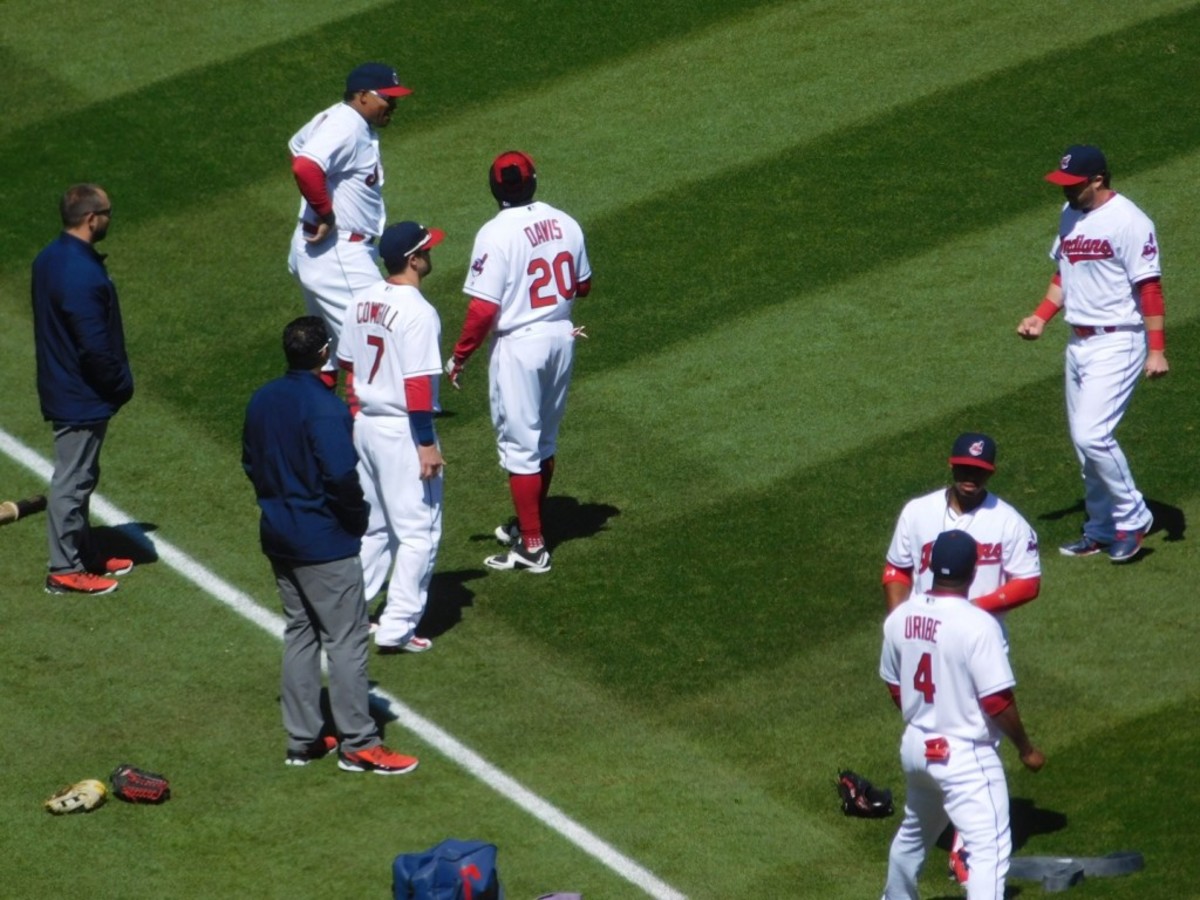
[489, 151, 537, 207]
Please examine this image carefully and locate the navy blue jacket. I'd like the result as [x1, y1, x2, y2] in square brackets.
[242, 370, 368, 563]
[32, 232, 134, 424]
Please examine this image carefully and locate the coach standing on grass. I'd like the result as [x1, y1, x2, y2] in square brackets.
[32, 184, 135, 596]
[242, 316, 419, 775]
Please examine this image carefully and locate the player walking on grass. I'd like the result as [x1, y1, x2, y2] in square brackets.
[32, 184, 135, 595]
[444, 151, 592, 573]
[1018, 145, 1167, 563]
[243, 316, 418, 775]
[338, 222, 445, 654]
[288, 62, 412, 387]
[880, 530, 1045, 900]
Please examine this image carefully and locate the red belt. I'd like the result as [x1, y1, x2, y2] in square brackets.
[1072, 325, 1120, 338]
[301, 222, 374, 243]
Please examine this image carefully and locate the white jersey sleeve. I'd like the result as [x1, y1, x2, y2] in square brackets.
[881, 594, 1015, 742]
[462, 201, 591, 333]
[337, 283, 442, 418]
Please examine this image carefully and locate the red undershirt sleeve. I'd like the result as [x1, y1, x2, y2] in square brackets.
[972, 576, 1040, 614]
[291, 156, 332, 217]
[452, 298, 499, 362]
[980, 688, 1014, 717]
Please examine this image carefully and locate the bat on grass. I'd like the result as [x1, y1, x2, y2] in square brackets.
[0, 495, 47, 526]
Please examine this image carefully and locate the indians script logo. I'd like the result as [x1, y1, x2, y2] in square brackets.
[470, 253, 488, 276]
[1061, 234, 1114, 265]
[918, 540, 1003, 573]
[1142, 232, 1158, 261]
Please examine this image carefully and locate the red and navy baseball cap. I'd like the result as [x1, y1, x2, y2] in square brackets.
[948, 432, 996, 472]
[930, 530, 978, 581]
[346, 63, 412, 98]
[1045, 144, 1107, 186]
[379, 221, 445, 269]
[489, 151, 537, 206]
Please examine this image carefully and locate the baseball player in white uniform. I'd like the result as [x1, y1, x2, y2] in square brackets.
[444, 151, 592, 573]
[288, 62, 411, 388]
[884, 433, 1041, 618]
[337, 221, 445, 653]
[880, 530, 1045, 900]
[1018, 145, 1168, 563]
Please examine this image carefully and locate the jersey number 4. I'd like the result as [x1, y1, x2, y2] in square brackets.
[913, 652, 936, 703]
[528, 251, 579, 308]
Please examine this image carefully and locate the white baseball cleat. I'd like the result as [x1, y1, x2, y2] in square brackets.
[485, 540, 551, 573]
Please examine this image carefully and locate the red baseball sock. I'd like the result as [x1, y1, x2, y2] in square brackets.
[509, 473, 543, 551]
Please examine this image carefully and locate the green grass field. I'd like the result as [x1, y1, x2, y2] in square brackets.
[2, 2, 1199, 897]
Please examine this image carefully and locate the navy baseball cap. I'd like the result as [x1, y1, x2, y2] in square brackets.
[948, 432, 996, 472]
[346, 63, 412, 97]
[379, 221, 445, 268]
[930, 530, 978, 581]
[1045, 145, 1107, 186]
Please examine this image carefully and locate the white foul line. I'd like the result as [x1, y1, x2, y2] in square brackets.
[0, 426, 686, 900]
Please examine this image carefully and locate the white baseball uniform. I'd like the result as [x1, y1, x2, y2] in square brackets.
[1052, 193, 1158, 540]
[288, 102, 388, 360]
[886, 489, 1041, 615]
[880, 592, 1017, 900]
[337, 281, 442, 648]
[463, 200, 591, 474]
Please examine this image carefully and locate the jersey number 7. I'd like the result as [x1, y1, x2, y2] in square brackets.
[914, 652, 936, 703]
[528, 251, 579, 308]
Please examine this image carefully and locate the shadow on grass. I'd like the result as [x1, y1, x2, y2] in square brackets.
[417, 568, 490, 639]
[546, 495, 619, 550]
[92, 522, 160, 567]
[1034, 496, 1185, 556]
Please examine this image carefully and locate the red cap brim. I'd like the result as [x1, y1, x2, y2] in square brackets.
[423, 227, 445, 249]
[948, 457, 995, 472]
[1045, 170, 1088, 186]
[376, 85, 413, 98]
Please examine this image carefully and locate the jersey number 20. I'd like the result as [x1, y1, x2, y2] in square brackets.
[528, 251, 579, 308]
[913, 652, 936, 703]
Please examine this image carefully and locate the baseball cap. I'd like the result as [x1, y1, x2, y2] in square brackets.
[489, 150, 537, 206]
[378, 221, 445, 268]
[1045, 144, 1107, 186]
[346, 63, 412, 97]
[929, 530, 978, 581]
[948, 432, 996, 472]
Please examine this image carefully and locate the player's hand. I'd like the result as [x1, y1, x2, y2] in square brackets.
[417, 444, 444, 480]
[1019, 746, 1046, 772]
[1144, 350, 1169, 379]
[303, 221, 335, 244]
[445, 356, 465, 390]
[1017, 315, 1045, 340]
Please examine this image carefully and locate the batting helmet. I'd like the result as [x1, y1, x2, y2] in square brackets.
[489, 151, 537, 207]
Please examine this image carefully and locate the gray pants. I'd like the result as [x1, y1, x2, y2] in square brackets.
[272, 555, 379, 754]
[48, 422, 108, 574]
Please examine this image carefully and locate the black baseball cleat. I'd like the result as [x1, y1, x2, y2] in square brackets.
[485, 539, 550, 573]
[1059, 536, 1107, 557]
[493, 518, 520, 546]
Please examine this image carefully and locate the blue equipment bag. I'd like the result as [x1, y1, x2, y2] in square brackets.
[392, 838, 502, 900]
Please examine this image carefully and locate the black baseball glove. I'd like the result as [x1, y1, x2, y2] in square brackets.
[110, 764, 171, 804]
[837, 769, 894, 818]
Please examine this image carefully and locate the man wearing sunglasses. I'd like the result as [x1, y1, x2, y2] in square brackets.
[288, 62, 413, 389]
[32, 184, 135, 595]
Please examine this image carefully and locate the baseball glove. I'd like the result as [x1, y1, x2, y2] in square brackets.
[44, 778, 108, 814]
[110, 763, 171, 804]
[837, 769, 894, 818]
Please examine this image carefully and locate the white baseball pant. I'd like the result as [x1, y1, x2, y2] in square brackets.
[487, 320, 575, 475]
[1065, 329, 1152, 542]
[883, 728, 1011, 900]
[288, 229, 382, 366]
[353, 415, 442, 647]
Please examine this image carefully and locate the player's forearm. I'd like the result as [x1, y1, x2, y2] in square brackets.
[1035, 275, 1063, 320]
[451, 298, 499, 362]
[987, 696, 1035, 756]
[1138, 278, 1166, 351]
[972, 576, 1040, 614]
